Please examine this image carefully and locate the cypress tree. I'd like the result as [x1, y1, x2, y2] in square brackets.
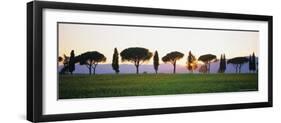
[218, 54, 226, 73]
[218, 54, 223, 73]
[153, 51, 159, 74]
[69, 50, 75, 74]
[249, 54, 253, 72]
[222, 54, 226, 73]
[112, 48, 120, 74]
[252, 52, 256, 72]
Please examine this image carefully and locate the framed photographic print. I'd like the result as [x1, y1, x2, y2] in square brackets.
[27, 1, 273, 122]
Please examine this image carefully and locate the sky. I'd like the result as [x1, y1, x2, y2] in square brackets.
[58, 23, 259, 66]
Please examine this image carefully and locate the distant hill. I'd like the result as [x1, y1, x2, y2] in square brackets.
[58, 57, 258, 74]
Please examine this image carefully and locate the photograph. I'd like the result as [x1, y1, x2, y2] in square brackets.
[57, 22, 259, 99]
[26, 1, 273, 122]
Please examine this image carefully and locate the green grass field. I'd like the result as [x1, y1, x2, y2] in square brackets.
[59, 73, 258, 99]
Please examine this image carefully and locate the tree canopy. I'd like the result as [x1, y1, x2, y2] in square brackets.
[198, 54, 217, 73]
[62, 54, 70, 67]
[78, 51, 106, 75]
[227, 57, 248, 64]
[120, 47, 152, 74]
[58, 56, 63, 62]
[227, 57, 248, 73]
[198, 54, 217, 63]
[59, 54, 70, 74]
[162, 51, 184, 74]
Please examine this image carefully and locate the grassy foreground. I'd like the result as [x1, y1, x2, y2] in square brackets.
[59, 73, 258, 99]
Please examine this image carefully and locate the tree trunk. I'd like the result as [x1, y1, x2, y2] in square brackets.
[173, 62, 176, 74]
[135, 60, 140, 74]
[238, 64, 240, 73]
[89, 67, 92, 75]
[93, 64, 98, 75]
[136, 65, 139, 74]
[235, 65, 238, 73]
[239, 64, 242, 73]
[208, 62, 211, 73]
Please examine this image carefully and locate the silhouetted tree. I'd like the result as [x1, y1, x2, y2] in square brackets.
[162, 51, 184, 74]
[223, 54, 226, 72]
[58, 56, 63, 62]
[120, 47, 152, 74]
[227, 57, 249, 73]
[252, 52, 256, 72]
[199, 64, 208, 73]
[222, 55, 225, 72]
[218, 54, 226, 73]
[68, 50, 75, 74]
[198, 54, 217, 73]
[256, 61, 258, 72]
[62, 54, 70, 67]
[218, 54, 223, 73]
[153, 51, 159, 74]
[187, 51, 197, 73]
[249, 54, 253, 72]
[112, 48, 120, 74]
[249, 53, 257, 73]
[59, 54, 70, 74]
[78, 51, 106, 75]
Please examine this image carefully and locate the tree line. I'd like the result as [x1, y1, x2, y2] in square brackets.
[58, 47, 257, 75]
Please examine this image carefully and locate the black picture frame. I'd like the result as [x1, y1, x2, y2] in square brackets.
[27, 1, 273, 122]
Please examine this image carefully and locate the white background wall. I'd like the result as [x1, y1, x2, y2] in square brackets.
[0, 0, 280, 123]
